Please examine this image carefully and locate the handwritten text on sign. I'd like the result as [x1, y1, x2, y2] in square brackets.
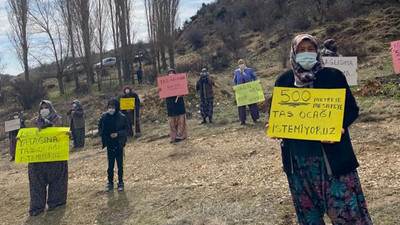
[120, 98, 135, 110]
[15, 127, 70, 163]
[5, 119, 21, 132]
[322, 57, 358, 86]
[391, 40, 400, 73]
[157, 73, 189, 98]
[267, 87, 346, 141]
[233, 80, 265, 106]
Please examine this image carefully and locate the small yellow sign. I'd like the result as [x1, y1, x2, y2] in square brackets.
[233, 80, 265, 106]
[267, 87, 346, 142]
[15, 127, 70, 163]
[120, 98, 135, 110]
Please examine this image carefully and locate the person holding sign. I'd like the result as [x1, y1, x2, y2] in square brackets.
[196, 68, 215, 124]
[268, 34, 372, 224]
[121, 86, 141, 136]
[8, 112, 25, 161]
[165, 68, 187, 143]
[67, 100, 85, 148]
[28, 100, 69, 216]
[233, 59, 260, 125]
[98, 99, 130, 192]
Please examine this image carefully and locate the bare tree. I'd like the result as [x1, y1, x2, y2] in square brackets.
[7, 0, 30, 82]
[0, 54, 5, 74]
[144, 0, 159, 78]
[76, 0, 94, 90]
[116, 0, 132, 82]
[164, 0, 179, 69]
[29, 0, 70, 94]
[108, 0, 122, 86]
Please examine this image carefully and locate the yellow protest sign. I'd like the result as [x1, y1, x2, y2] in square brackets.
[233, 80, 265, 106]
[120, 98, 135, 110]
[267, 87, 346, 141]
[15, 127, 70, 163]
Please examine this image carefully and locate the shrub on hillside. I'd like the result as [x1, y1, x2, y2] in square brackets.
[11, 79, 47, 110]
[186, 29, 204, 50]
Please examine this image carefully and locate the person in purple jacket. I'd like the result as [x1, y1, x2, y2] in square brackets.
[233, 59, 260, 125]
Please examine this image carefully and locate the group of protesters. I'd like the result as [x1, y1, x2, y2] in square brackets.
[6, 34, 373, 224]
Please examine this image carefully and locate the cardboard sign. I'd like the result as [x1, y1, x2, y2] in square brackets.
[233, 80, 265, 106]
[323, 56, 358, 86]
[5, 119, 21, 132]
[15, 127, 70, 163]
[267, 87, 346, 142]
[391, 40, 400, 73]
[120, 98, 135, 110]
[157, 73, 189, 98]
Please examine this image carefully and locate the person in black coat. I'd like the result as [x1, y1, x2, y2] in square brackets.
[267, 34, 372, 225]
[121, 86, 141, 135]
[98, 99, 130, 192]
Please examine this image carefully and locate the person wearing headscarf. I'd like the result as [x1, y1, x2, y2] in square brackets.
[8, 112, 25, 161]
[98, 98, 130, 192]
[121, 86, 141, 136]
[268, 34, 372, 224]
[28, 100, 68, 216]
[233, 59, 260, 125]
[321, 38, 341, 57]
[67, 100, 85, 148]
[165, 68, 187, 143]
[196, 68, 215, 124]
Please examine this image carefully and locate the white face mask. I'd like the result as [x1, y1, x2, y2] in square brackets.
[239, 64, 246, 70]
[125, 89, 130, 94]
[14, 115, 19, 119]
[72, 103, 77, 108]
[107, 108, 115, 115]
[40, 108, 50, 117]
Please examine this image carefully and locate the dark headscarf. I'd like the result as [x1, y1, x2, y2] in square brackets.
[321, 39, 339, 56]
[72, 99, 83, 111]
[35, 100, 60, 130]
[123, 85, 132, 97]
[290, 34, 324, 87]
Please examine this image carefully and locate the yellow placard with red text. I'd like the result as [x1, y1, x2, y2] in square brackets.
[267, 87, 346, 142]
[15, 127, 70, 163]
[120, 98, 135, 110]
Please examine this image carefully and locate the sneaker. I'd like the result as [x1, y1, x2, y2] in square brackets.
[117, 182, 124, 191]
[10, 157, 15, 162]
[105, 183, 114, 192]
[200, 120, 207, 124]
[175, 138, 183, 142]
[240, 122, 246, 125]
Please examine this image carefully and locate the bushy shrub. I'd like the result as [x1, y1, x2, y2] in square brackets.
[186, 29, 204, 50]
[11, 79, 47, 110]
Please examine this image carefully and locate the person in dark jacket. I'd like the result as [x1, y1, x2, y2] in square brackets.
[67, 100, 85, 148]
[233, 59, 260, 125]
[98, 98, 130, 192]
[267, 34, 372, 225]
[137, 67, 143, 84]
[121, 86, 141, 135]
[8, 112, 25, 161]
[28, 100, 69, 216]
[196, 68, 215, 124]
[166, 68, 187, 143]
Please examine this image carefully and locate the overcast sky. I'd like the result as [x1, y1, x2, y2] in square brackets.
[0, 0, 215, 76]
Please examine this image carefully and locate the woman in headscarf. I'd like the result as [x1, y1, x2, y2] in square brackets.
[67, 100, 85, 148]
[196, 68, 215, 124]
[28, 100, 69, 216]
[321, 38, 341, 57]
[121, 86, 141, 136]
[233, 59, 260, 125]
[8, 112, 25, 161]
[267, 34, 372, 224]
[166, 68, 187, 143]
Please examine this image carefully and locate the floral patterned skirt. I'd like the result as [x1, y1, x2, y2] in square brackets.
[287, 155, 373, 225]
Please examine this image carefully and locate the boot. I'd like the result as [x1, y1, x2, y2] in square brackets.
[209, 116, 213, 123]
[200, 118, 207, 124]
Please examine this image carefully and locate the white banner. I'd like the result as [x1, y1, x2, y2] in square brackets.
[5, 119, 21, 132]
[323, 56, 358, 86]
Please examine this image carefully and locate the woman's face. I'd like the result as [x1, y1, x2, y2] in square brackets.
[296, 40, 317, 54]
[40, 104, 48, 109]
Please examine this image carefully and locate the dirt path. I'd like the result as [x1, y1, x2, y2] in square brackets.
[0, 118, 399, 225]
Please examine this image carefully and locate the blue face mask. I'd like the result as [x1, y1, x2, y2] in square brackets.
[295, 52, 318, 70]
